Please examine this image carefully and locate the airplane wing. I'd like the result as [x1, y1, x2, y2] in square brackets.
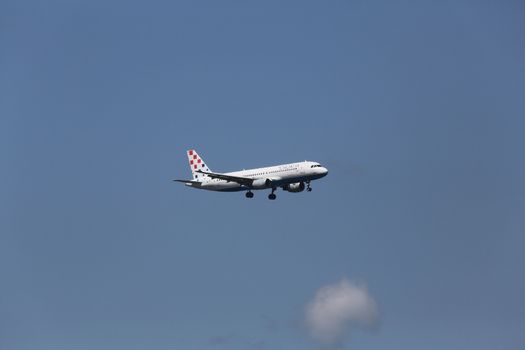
[195, 170, 253, 187]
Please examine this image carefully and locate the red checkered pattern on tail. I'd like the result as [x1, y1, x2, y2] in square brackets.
[186, 149, 211, 179]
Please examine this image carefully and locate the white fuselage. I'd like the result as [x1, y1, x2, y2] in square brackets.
[188, 161, 328, 192]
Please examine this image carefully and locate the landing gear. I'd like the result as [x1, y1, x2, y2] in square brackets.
[245, 191, 254, 198]
[268, 187, 277, 200]
[306, 181, 312, 192]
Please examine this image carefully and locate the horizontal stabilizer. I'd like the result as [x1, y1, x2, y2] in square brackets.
[173, 179, 201, 184]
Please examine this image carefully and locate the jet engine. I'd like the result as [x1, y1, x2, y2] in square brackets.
[251, 178, 272, 189]
[283, 182, 305, 193]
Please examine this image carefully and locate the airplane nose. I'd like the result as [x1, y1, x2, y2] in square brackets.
[320, 167, 328, 176]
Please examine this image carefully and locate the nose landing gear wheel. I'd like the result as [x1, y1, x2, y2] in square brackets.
[306, 181, 312, 192]
[245, 191, 254, 198]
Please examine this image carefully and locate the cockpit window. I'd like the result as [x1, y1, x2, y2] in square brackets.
[310, 164, 322, 168]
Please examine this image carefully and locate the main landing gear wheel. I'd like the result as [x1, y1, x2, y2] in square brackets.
[245, 191, 254, 198]
[268, 193, 276, 200]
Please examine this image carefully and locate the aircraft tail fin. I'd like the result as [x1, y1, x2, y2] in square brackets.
[187, 149, 211, 180]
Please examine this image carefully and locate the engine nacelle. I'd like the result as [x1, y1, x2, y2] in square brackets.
[251, 178, 272, 189]
[283, 182, 305, 193]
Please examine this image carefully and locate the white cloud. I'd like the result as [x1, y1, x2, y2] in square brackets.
[305, 278, 379, 348]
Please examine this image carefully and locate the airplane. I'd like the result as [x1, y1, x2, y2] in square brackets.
[174, 149, 328, 200]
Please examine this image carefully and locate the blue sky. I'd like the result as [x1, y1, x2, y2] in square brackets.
[1, 1, 524, 349]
